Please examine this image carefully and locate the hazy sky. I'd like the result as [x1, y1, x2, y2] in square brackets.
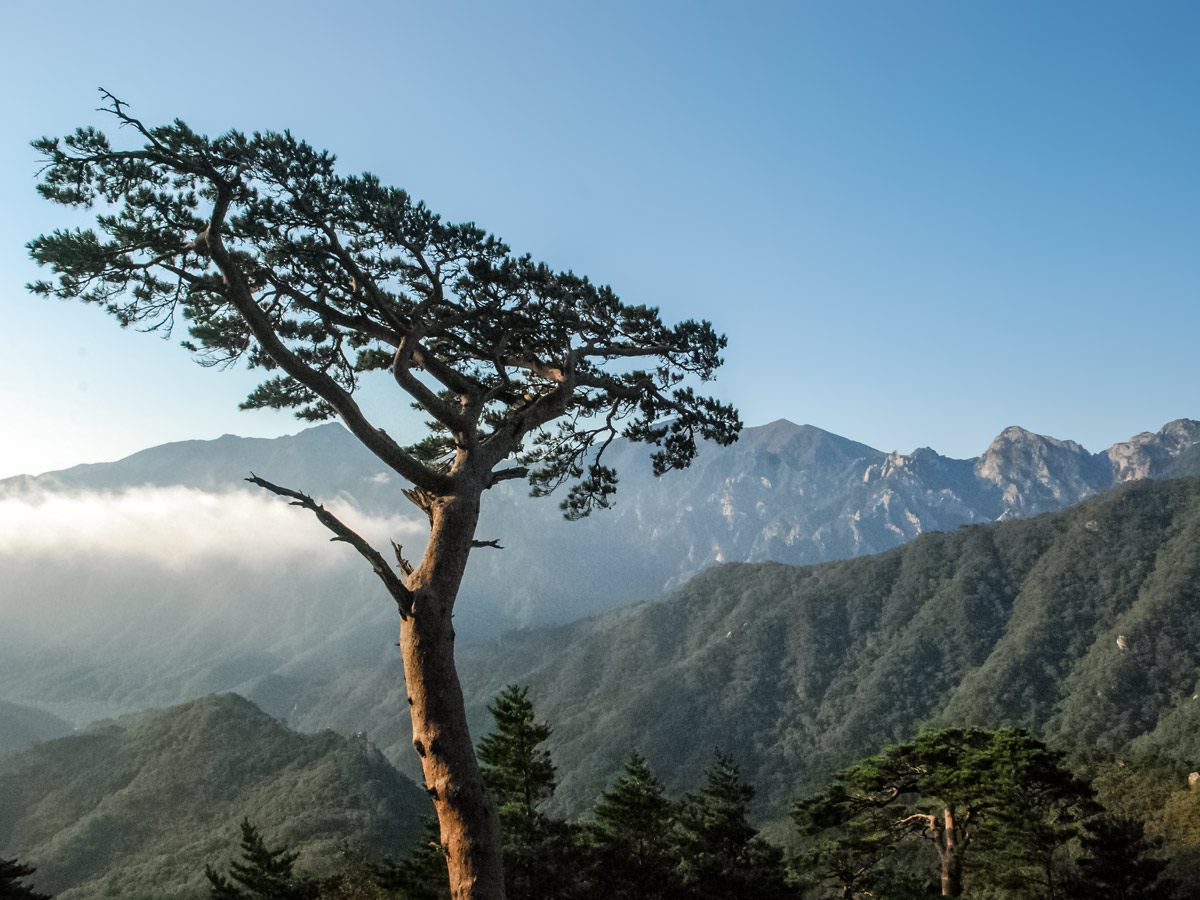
[1, 1, 1196, 478]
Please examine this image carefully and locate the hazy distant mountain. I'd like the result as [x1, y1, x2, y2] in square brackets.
[1, 418, 1197, 724]
[0, 694, 428, 900]
[0, 701, 72, 756]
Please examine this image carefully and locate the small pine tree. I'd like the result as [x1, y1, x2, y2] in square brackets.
[676, 753, 793, 900]
[205, 820, 318, 900]
[477, 685, 557, 820]
[0, 859, 52, 900]
[582, 751, 682, 900]
[476, 685, 577, 900]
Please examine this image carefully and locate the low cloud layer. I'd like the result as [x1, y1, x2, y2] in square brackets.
[0, 486, 426, 568]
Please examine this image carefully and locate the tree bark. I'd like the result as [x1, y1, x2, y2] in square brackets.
[400, 491, 505, 900]
[938, 806, 964, 898]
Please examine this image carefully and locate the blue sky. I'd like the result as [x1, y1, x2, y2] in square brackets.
[1, 1, 1197, 477]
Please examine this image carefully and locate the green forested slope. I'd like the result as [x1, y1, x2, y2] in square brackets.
[0, 694, 429, 899]
[449, 476, 1200, 824]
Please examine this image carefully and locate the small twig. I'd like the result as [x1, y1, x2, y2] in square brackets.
[246, 473, 413, 617]
[391, 540, 414, 577]
[471, 538, 504, 550]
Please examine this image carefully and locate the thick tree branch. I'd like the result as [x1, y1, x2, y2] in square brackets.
[393, 332, 474, 436]
[246, 473, 414, 617]
[487, 466, 529, 487]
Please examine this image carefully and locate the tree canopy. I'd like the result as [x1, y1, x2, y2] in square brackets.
[794, 728, 1095, 899]
[29, 91, 740, 523]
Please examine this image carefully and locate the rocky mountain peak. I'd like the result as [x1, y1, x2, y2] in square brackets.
[975, 426, 1109, 520]
[1105, 418, 1200, 482]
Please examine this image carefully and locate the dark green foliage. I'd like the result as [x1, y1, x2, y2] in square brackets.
[205, 820, 318, 899]
[476, 686, 576, 900]
[478, 686, 557, 820]
[28, 93, 740, 520]
[0, 859, 51, 900]
[676, 753, 793, 899]
[1068, 815, 1176, 900]
[794, 729, 1094, 899]
[578, 752, 683, 900]
[1149, 781, 1200, 888]
[0, 694, 427, 899]
[373, 819, 449, 900]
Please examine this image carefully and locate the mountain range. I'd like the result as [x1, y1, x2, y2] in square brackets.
[6, 421, 1200, 891]
[1, 418, 1197, 727]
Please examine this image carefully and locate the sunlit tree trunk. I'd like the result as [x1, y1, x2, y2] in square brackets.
[937, 806, 965, 898]
[400, 492, 505, 900]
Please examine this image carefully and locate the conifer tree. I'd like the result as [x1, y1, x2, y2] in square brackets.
[0, 859, 51, 900]
[476, 686, 576, 900]
[794, 729, 1094, 899]
[582, 751, 682, 900]
[676, 753, 793, 900]
[206, 820, 318, 900]
[1068, 815, 1177, 900]
[478, 686, 557, 821]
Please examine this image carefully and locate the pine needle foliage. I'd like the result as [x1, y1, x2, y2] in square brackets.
[0, 859, 52, 900]
[205, 820, 319, 900]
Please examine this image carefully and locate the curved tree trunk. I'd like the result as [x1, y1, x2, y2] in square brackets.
[400, 492, 505, 900]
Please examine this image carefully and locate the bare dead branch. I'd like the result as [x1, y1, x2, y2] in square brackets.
[246, 473, 413, 617]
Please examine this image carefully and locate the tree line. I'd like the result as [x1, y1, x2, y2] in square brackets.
[9, 684, 1188, 900]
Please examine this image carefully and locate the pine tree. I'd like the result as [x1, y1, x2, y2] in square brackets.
[476, 686, 577, 900]
[794, 729, 1095, 899]
[1068, 815, 1177, 900]
[31, 94, 740, 900]
[205, 820, 319, 900]
[581, 751, 682, 900]
[676, 753, 793, 900]
[478, 686, 557, 821]
[0, 859, 52, 900]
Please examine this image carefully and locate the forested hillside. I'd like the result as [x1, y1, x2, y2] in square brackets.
[292, 476, 1200, 827]
[0, 694, 428, 899]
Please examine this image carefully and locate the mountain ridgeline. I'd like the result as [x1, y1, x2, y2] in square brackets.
[4, 430, 1200, 894]
[3, 417, 1198, 627]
